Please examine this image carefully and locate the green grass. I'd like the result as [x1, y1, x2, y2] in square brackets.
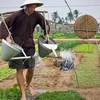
[33, 32, 78, 39]
[74, 44, 94, 53]
[0, 84, 21, 100]
[35, 90, 84, 100]
[0, 65, 16, 81]
[51, 33, 78, 39]
[97, 44, 100, 52]
[35, 44, 38, 51]
[73, 53, 100, 87]
[0, 89, 84, 100]
[95, 34, 100, 39]
[0, 46, 2, 55]
[57, 40, 80, 51]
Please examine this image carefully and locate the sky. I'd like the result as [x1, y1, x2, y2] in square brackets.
[0, 0, 100, 23]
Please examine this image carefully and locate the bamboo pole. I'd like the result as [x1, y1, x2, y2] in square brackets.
[85, 14, 90, 53]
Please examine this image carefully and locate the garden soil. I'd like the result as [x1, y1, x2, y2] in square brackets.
[0, 40, 100, 100]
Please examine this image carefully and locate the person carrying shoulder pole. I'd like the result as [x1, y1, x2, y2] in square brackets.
[0, 0, 50, 100]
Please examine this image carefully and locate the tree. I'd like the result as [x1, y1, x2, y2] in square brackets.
[67, 12, 74, 23]
[52, 11, 59, 23]
[51, 11, 59, 31]
[73, 10, 79, 19]
[65, 17, 68, 25]
[58, 17, 65, 24]
[58, 17, 63, 24]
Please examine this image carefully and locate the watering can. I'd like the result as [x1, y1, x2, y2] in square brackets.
[38, 35, 60, 58]
[1, 39, 22, 61]
[1, 39, 40, 63]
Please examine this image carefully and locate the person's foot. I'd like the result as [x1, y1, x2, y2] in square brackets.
[26, 86, 36, 96]
[21, 96, 26, 100]
[29, 87, 36, 96]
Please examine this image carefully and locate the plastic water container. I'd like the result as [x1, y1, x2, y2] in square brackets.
[38, 35, 57, 57]
[1, 39, 22, 61]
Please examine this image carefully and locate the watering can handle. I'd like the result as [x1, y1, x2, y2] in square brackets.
[0, 13, 15, 44]
[42, 35, 49, 44]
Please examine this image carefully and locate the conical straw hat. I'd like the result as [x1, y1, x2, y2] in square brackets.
[20, 0, 43, 8]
